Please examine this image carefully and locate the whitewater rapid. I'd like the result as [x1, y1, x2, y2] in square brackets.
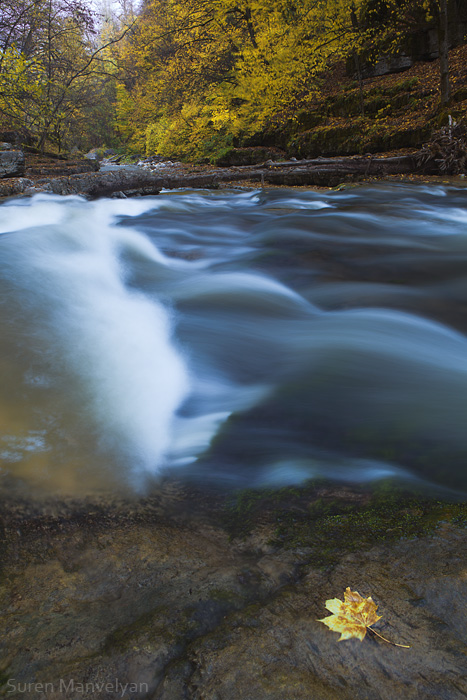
[0, 185, 466, 495]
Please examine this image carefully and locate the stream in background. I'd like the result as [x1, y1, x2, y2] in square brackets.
[0, 184, 466, 496]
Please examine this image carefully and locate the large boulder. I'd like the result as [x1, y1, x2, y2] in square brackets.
[0, 177, 34, 198]
[84, 148, 103, 161]
[0, 150, 25, 178]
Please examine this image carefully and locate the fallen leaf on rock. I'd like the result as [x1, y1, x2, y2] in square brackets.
[318, 587, 410, 647]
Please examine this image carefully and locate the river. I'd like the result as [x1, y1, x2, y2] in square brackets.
[0, 184, 466, 496]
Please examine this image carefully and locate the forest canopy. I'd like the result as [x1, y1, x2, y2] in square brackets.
[0, 0, 131, 150]
[0, 0, 462, 157]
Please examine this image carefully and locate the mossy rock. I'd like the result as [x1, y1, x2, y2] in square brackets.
[223, 480, 467, 568]
[288, 123, 367, 158]
[363, 124, 432, 152]
[325, 92, 363, 118]
[215, 146, 285, 166]
[289, 121, 431, 158]
[293, 110, 325, 130]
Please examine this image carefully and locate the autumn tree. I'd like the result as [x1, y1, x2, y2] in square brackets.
[0, 0, 133, 151]
[0, 0, 47, 133]
[115, 0, 371, 159]
[111, 0, 462, 159]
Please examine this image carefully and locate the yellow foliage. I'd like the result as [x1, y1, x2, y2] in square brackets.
[114, 0, 444, 159]
[0, 48, 45, 128]
[115, 0, 371, 158]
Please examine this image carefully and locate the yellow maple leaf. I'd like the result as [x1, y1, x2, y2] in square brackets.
[318, 587, 410, 647]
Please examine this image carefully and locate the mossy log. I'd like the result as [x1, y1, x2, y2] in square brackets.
[212, 153, 423, 187]
[260, 154, 422, 186]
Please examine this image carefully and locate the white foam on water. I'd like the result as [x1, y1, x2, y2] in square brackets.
[263, 198, 333, 210]
[260, 457, 403, 487]
[0, 195, 191, 488]
[143, 189, 260, 211]
[409, 206, 467, 229]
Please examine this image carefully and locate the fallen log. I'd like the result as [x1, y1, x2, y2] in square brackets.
[261, 154, 419, 187]
[30, 168, 220, 197]
[263, 154, 417, 169]
[204, 154, 419, 187]
[34, 169, 164, 196]
[0, 152, 443, 200]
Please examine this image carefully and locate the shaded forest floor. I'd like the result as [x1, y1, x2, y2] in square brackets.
[266, 44, 467, 160]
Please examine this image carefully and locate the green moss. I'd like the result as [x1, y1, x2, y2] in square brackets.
[293, 110, 325, 130]
[289, 121, 368, 158]
[222, 480, 467, 568]
[271, 484, 467, 566]
[223, 484, 310, 540]
[215, 146, 284, 166]
[288, 116, 432, 158]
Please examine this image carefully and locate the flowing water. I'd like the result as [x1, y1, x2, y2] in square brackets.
[0, 184, 466, 496]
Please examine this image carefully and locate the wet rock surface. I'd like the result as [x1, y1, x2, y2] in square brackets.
[0, 482, 465, 699]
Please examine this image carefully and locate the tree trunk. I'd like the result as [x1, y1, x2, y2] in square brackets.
[438, 0, 450, 107]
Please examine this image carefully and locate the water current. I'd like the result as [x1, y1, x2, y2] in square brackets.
[0, 184, 466, 496]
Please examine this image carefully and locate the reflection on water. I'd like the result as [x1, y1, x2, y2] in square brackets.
[0, 184, 466, 495]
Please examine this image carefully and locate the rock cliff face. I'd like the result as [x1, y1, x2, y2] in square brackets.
[358, 0, 467, 78]
[0, 150, 25, 178]
[0, 483, 465, 700]
[24, 155, 99, 178]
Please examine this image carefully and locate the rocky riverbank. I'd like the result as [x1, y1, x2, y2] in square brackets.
[0, 481, 466, 699]
[2, 143, 465, 201]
